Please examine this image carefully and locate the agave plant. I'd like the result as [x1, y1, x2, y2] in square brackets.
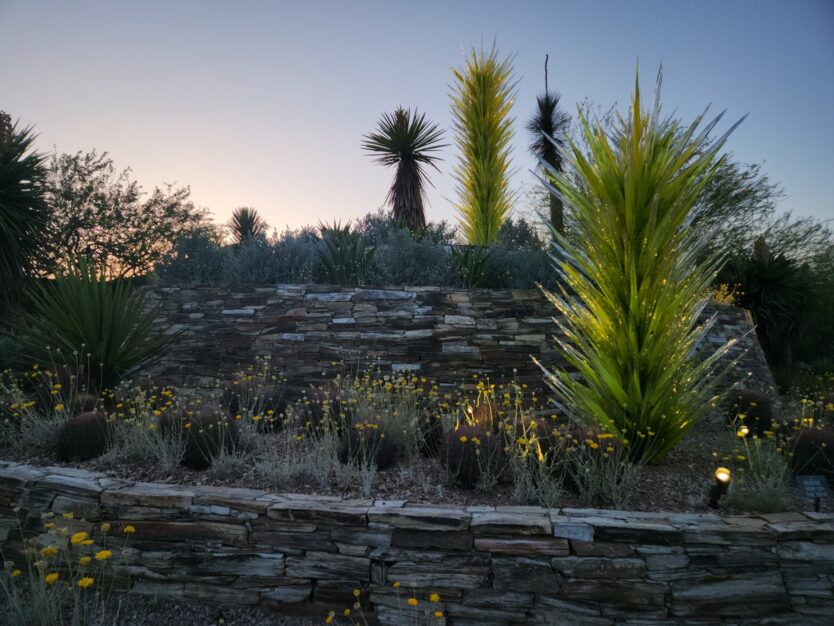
[229, 206, 267, 244]
[451, 44, 517, 245]
[18, 258, 176, 390]
[362, 107, 446, 232]
[0, 112, 50, 311]
[318, 222, 374, 286]
[536, 69, 745, 463]
[526, 55, 570, 235]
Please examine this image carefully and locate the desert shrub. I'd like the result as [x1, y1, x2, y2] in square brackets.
[17, 258, 176, 389]
[370, 228, 452, 286]
[539, 71, 741, 463]
[181, 405, 239, 470]
[319, 222, 374, 286]
[231, 237, 278, 284]
[56, 411, 109, 462]
[564, 430, 642, 509]
[722, 438, 791, 512]
[442, 422, 505, 489]
[490, 247, 558, 289]
[273, 227, 321, 283]
[450, 245, 504, 288]
[300, 382, 353, 433]
[792, 427, 834, 482]
[727, 388, 776, 437]
[156, 227, 234, 284]
[338, 422, 397, 471]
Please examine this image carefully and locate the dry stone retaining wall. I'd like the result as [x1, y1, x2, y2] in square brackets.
[144, 285, 776, 397]
[1, 462, 831, 624]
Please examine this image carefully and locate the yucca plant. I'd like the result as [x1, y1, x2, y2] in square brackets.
[451, 44, 517, 245]
[0, 112, 50, 312]
[229, 206, 267, 244]
[362, 107, 446, 232]
[318, 222, 374, 286]
[536, 69, 744, 463]
[527, 55, 570, 236]
[17, 258, 176, 390]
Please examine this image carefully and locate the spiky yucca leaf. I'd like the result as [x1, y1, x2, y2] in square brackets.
[451, 45, 517, 245]
[0, 115, 49, 310]
[318, 221, 374, 286]
[536, 69, 745, 463]
[230, 207, 267, 244]
[362, 107, 446, 232]
[18, 258, 176, 390]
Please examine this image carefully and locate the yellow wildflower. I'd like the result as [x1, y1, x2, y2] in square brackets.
[79, 556, 92, 566]
[62, 512, 74, 520]
[45, 572, 59, 585]
[94, 550, 112, 561]
[430, 593, 440, 602]
[123, 525, 136, 534]
[70, 532, 89, 545]
[11, 569, 21, 577]
[54, 404, 65, 412]
[100, 523, 111, 533]
[40, 546, 59, 558]
[407, 597, 418, 607]
[77, 576, 94, 589]
[434, 610, 444, 617]
[459, 435, 467, 443]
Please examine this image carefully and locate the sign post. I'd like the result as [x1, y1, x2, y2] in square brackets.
[796, 475, 829, 513]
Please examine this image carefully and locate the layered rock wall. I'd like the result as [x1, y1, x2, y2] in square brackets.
[0, 462, 830, 624]
[143, 285, 775, 397]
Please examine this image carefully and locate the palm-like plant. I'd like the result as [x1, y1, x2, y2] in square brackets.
[526, 55, 570, 235]
[536, 69, 745, 463]
[451, 44, 517, 245]
[229, 207, 267, 244]
[318, 222, 374, 286]
[18, 258, 176, 390]
[362, 107, 446, 232]
[0, 112, 49, 311]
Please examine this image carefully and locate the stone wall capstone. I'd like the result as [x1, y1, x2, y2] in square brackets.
[143, 284, 776, 398]
[0, 462, 831, 624]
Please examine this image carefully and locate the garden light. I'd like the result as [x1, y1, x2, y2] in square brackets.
[708, 466, 731, 508]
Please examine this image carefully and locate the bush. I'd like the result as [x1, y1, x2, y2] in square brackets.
[300, 383, 352, 433]
[318, 222, 374, 286]
[727, 389, 775, 437]
[792, 428, 834, 482]
[56, 411, 109, 462]
[17, 259, 176, 390]
[181, 405, 239, 470]
[222, 383, 286, 429]
[722, 438, 791, 513]
[156, 227, 234, 284]
[442, 422, 505, 489]
[338, 423, 397, 470]
[564, 429, 641, 509]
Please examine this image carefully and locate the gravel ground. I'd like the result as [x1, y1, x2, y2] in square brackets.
[108, 597, 320, 626]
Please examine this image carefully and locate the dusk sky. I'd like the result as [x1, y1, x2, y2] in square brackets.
[2, 0, 832, 231]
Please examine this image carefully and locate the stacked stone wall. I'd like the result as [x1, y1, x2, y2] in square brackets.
[0, 462, 830, 624]
[143, 285, 776, 398]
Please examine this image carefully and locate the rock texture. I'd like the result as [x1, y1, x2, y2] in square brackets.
[143, 285, 776, 399]
[1, 461, 831, 625]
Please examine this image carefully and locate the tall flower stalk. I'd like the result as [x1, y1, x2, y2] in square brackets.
[537, 69, 745, 463]
[451, 44, 517, 245]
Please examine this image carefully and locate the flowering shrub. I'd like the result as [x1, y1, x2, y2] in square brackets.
[0, 509, 132, 625]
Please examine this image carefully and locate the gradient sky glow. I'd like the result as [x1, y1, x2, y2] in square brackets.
[2, 0, 833, 230]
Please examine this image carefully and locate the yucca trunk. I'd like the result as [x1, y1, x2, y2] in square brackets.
[537, 70, 744, 463]
[451, 45, 517, 246]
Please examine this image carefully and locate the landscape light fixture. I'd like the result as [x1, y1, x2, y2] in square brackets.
[708, 466, 731, 508]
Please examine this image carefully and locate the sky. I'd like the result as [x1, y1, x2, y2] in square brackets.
[2, 0, 833, 231]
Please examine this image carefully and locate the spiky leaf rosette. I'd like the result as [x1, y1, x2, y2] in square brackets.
[230, 207, 267, 244]
[0, 115, 49, 310]
[451, 45, 517, 245]
[362, 108, 446, 232]
[536, 69, 745, 463]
